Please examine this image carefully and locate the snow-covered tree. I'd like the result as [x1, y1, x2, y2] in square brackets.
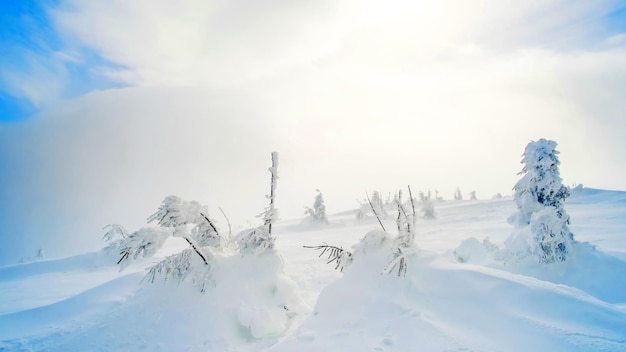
[235, 152, 279, 256]
[309, 186, 419, 277]
[454, 187, 463, 200]
[355, 200, 369, 223]
[469, 191, 477, 200]
[421, 189, 436, 219]
[304, 189, 328, 224]
[103, 152, 284, 290]
[508, 139, 573, 263]
[103, 196, 222, 291]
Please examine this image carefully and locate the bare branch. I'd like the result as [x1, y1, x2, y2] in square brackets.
[304, 243, 353, 271]
[366, 192, 386, 232]
[219, 207, 232, 237]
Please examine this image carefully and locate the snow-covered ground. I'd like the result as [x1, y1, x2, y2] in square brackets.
[1, 187, 625, 351]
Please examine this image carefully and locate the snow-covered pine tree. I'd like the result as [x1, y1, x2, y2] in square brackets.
[469, 191, 477, 200]
[304, 189, 329, 224]
[235, 152, 280, 256]
[454, 187, 463, 200]
[421, 189, 436, 219]
[509, 139, 573, 263]
[103, 196, 222, 291]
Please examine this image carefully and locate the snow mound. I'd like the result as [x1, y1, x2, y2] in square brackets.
[0, 250, 308, 352]
[272, 245, 626, 352]
[454, 238, 626, 303]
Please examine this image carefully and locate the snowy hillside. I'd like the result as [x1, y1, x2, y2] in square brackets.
[1, 187, 625, 351]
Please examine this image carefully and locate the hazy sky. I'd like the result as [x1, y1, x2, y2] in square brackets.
[1, 0, 625, 264]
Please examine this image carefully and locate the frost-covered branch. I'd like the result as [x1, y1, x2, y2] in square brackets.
[303, 243, 353, 272]
[367, 192, 386, 232]
[383, 247, 408, 277]
[219, 207, 232, 237]
[238, 152, 280, 256]
[265, 152, 279, 234]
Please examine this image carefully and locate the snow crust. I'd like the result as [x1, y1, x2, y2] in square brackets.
[1, 186, 625, 351]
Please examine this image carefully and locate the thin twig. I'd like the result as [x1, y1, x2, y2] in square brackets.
[408, 185, 416, 226]
[366, 192, 386, 232]
[303, 243, 352, 271]
[218, 207, 232, 237]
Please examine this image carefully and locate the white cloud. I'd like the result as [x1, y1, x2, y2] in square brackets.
[51, 0, 364, 85]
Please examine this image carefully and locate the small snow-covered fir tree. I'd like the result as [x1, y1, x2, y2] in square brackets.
[304, 189, 328, 224]
[421, 189, 436, 219]
[103, 196, 222, 291]
[508, 139, 573, 263]
[469, 191, 477, 200]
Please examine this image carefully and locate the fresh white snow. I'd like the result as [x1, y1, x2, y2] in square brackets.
[1, 186, 625, 351]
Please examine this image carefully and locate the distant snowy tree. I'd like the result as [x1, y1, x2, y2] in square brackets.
[355, 200, 369, 223]
[469, 191, 477, 200]
[421, 189, 436, 219]
[304, 189, 328, 224]
[508, 139, 573, 263]
[454, 187, 463, 201]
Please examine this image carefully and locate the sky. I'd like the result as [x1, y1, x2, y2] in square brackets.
[1, 0, 625, 265]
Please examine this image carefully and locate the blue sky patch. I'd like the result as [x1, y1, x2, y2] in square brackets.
[0, 0, 124, 122]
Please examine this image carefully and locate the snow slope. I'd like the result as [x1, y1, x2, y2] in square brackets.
[1, 187, 625, 351]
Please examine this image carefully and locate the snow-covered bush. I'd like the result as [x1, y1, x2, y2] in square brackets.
[103, 196, 222, 290]
[100, 152, 306, 342]
[469, 191, 477, 200]
[104, 152, 285, 288]
[304, 189, 328, 224]
[507, 139, 574, 263]
[309, 187, 418, 277]
[383, 188, 417, 276]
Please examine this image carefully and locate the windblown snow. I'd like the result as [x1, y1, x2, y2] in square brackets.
[1, 187, 625, 351]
